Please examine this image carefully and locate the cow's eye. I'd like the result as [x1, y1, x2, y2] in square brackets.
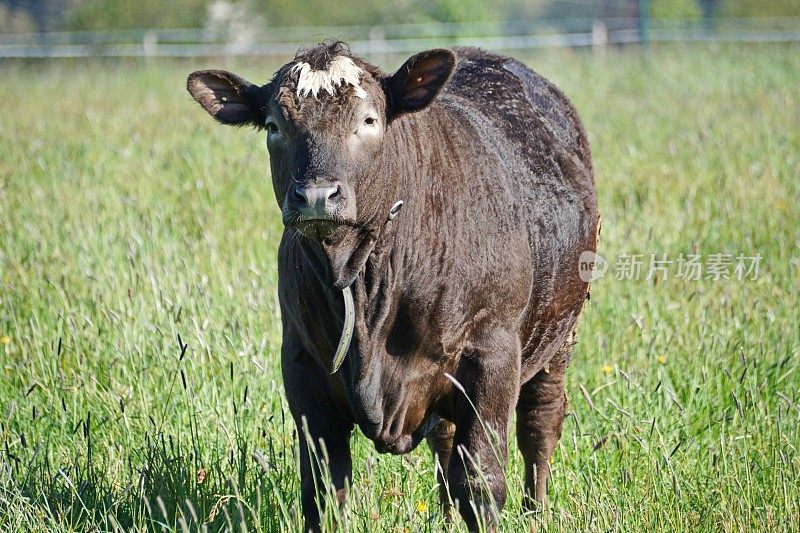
[364, 117, 377, 126]
[266, 121, 278, 134]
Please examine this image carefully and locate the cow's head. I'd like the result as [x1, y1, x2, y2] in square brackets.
[187, 41, 456, 287]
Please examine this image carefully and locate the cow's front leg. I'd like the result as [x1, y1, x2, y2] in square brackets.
[296, 419, 352, 532]
[448, 329, 521, 531]
[283, 335, 353, 532]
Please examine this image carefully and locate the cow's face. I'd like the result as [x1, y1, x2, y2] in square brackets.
[187, 42, 455, 287]
[265, 55, 387, 238]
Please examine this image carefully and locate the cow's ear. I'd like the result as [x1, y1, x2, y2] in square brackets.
[386, 49, 456, 117]
[187, 70, 266, 128]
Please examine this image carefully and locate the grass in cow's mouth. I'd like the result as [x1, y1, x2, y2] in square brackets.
[1, 42, 799, 531]
[294, 219, 339, 240]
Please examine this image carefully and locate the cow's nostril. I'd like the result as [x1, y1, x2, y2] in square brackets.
[294, 187, 307, 205]
[327, 184, 342, 202]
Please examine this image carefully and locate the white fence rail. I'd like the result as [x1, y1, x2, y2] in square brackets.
[1, 18, 799, 59]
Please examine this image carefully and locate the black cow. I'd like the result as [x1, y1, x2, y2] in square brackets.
[187, 41, 599, 531]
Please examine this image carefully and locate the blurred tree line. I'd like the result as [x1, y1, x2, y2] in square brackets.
[1, 0, 799, 33]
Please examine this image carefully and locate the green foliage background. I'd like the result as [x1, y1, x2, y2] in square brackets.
[1, 0, 798, 33]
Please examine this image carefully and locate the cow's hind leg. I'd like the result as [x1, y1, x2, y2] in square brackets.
[516, 349, 570, 510]
[426, 418, 456, 518]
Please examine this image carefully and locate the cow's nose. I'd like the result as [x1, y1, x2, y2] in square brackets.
[294, 183, 342, 217]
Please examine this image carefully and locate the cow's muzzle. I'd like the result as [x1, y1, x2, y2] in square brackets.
[295, 182, 342, 217]
[283, 179, 356, 238]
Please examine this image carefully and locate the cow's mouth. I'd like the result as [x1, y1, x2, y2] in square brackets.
[292, 218, 340, 240]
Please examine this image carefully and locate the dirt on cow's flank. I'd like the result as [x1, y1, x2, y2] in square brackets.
[1, 43, 799, 531]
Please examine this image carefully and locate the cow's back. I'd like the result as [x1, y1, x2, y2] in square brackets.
[438, 47, 598, 379]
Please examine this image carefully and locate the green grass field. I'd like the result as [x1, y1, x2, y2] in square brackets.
[1, 43, 799, 532]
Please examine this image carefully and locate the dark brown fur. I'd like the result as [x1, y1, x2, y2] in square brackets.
[187, 41, 598, 531]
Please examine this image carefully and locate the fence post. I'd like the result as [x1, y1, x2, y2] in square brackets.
[143, 30, 158, 59]
[368, 25, 385, 65]
[638, 0, 650, 46]
[592, 19, 608, 53]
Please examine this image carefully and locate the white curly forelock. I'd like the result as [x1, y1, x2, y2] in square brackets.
[290, 56, 366, 99]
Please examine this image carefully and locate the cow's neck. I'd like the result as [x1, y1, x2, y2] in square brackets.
[346, 109, 445, 359]
[305, 108, 449, 376]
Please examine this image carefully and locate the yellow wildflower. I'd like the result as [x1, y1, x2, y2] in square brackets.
[415, 500, 429, 513]
[0, 336, 9, 346]
[657, 355, 666, 365]
[600, 365, 613, 374]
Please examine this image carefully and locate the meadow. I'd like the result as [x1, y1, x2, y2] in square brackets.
[0, 42, 799, 531]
